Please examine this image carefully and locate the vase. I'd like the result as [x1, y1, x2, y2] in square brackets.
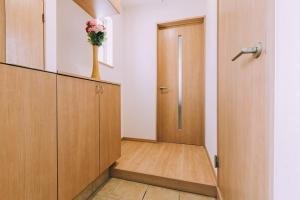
[91, 45, 100, 80]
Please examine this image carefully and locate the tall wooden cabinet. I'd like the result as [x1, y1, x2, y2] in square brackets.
[0, 64, 57, 200]
[99, 83, 121, 174]
[0, 0, 44, 69]
[57, 75, 100, 200]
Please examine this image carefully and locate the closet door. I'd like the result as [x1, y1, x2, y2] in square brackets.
[5, 0, 44, 69]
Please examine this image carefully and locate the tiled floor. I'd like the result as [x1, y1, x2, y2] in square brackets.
[91, 178, 215, 200]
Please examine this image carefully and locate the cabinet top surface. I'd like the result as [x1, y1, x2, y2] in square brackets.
[0, 62, 121, 86]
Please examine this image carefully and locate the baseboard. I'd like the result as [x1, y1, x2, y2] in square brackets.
[217, 187, 223, 200]
[122, 137, 157, 143]
[203, 146, 217, 182]
[74, 169, 110, 200]
[111, 168, 217, 197]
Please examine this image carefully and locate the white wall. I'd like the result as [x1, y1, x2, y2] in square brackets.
[57, 0, 123, 84]
[205, 0, 218, 171]
[44, 0, 57, 72]
[122, 0, 218, 166]
[273, 0, 300, 199]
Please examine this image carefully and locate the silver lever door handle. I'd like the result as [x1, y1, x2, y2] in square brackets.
[232, 42, 263, 61]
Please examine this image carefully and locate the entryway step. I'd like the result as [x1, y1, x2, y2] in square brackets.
[111, 168, 217, 197]
[110, 140, 217, 197]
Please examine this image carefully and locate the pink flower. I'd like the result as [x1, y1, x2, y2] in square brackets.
[90, 26, 99, 33]
[86, 27, 92, 33]
[85, 20, 106, 34]
[97, 25, 105, 32]
[86, 20, 97, 27]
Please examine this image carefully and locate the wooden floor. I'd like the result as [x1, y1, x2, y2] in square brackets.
[111, 140, 217, 197]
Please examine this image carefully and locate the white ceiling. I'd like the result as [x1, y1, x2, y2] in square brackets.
[122, 0, 165, 7]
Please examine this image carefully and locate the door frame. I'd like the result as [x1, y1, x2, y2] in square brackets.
[156, 16, 206, 144]
[216, 0, 275, 199]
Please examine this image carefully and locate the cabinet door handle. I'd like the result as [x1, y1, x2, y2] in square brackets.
[100, 85, 104, 94]
[96, 85, 101, 94]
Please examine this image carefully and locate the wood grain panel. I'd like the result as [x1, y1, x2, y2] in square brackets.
[218, 0, 274, 199]
[113, 141, 216, 187]
[157, 21, 205, 145]
[0, 0, 5, 62]
[99, 83, 121, 174]
[57, 75, 100, 200]
[0, 63, 57, 200]
[73, 0, 120, 19]
[5, 0, 44, 69]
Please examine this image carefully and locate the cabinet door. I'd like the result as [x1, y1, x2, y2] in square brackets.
[100, 83, 121, 174]
[57, 76, 100, 200]
[0, 64, 57, 200]
[5, 0, 44, 69]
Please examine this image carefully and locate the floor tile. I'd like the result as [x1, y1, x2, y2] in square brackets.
[93, 195, 115, 200]
[180, 192, 215, 200]
[92, 179, 216, 200]
[95, 178, 123, 197]
[99, 179, 148, 200]
[143, 186, 179, 200]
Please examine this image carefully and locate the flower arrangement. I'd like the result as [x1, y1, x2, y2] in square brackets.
[86, 20, 106, 46]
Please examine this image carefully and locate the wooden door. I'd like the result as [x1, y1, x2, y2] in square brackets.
[57, 76, 100, 200]
[5, 0, 44, 69]
[218, 0, 274, 199]
[99, 83, 121, 174]
[0, 64, 57, 200]
[157, 19, 205, 146]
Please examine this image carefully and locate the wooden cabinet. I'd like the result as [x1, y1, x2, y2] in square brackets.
[99, 83, 121, 174]
[0, 65, 121, 200]
[73, 0, 121, 18]
[1, 0, 44, 69]
[57, 75, 100, 200]
[0, 64, 57, 200]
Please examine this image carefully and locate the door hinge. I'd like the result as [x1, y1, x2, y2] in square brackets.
[42, 13, 45, 23]
[214, 155, 220, 168]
